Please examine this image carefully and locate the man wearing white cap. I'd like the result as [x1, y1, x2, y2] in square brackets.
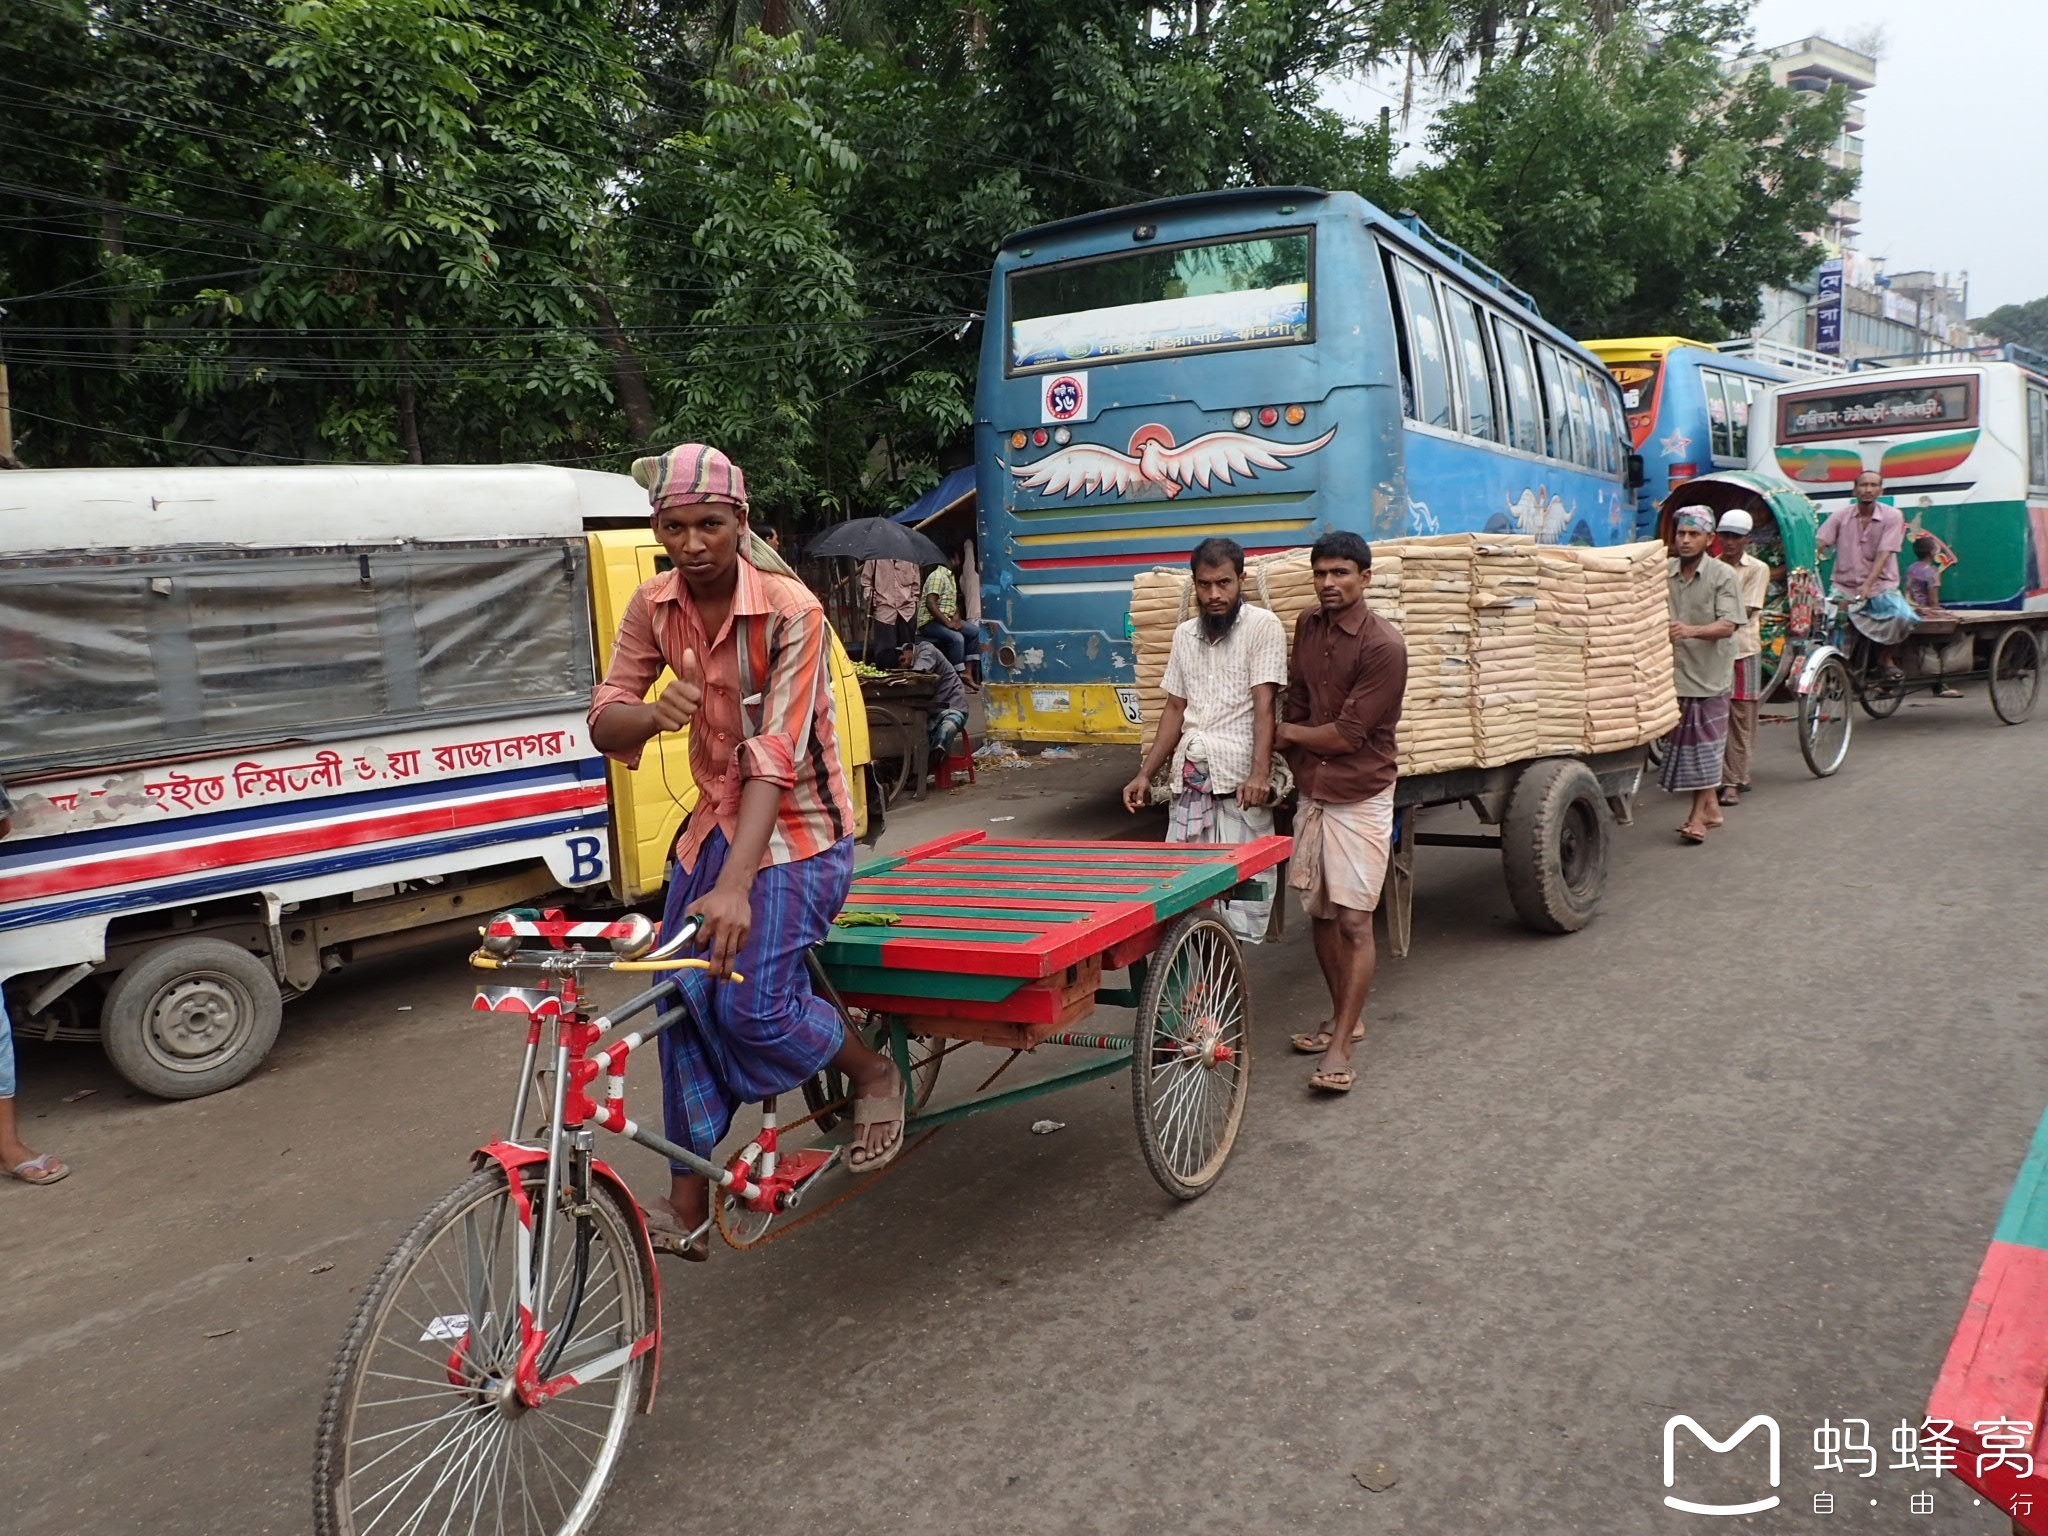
[1715, 510, 1772, 806]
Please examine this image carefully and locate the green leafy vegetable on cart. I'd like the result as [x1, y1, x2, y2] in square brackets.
[831, 910, 901, 927]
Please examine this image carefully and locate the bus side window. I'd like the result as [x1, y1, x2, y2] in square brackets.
[1442, 289, 1500, 442]
[1379, 249, 1417, 418]
[1729, 376, 1753, 461]
[1590, 371, 1621, 475]
[1491, 317, 1541, 455]
[1703, 370, 1735, 461]
[1392, 257, 1456, 430]
[1565, 362, 1596, 469]
[2028, 387, 2048, 491]
[1533, 343, 1570, 462]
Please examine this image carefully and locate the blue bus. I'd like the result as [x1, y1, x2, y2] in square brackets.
[1583, 336, 1839, 537]
[974, 187, 1636, 744]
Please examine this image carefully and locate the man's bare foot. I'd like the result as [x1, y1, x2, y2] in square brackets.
[1290, 1022, 1366, 1054]
[848, 1061, 906, 1171]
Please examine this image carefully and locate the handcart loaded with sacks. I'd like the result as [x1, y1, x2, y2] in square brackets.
[1130, 534, 1683, 955]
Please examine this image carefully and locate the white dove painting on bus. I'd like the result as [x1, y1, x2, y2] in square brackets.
[1009, 422, 1338, 501]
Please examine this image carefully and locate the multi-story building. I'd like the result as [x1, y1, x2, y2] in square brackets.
[1749, 35, 1876, 250]
[1740, 36, 1988, 365]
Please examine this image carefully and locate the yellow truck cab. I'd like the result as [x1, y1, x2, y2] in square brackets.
[584, 522, 871, 902]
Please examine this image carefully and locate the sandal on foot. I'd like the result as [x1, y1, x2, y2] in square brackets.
[1677, 823, 1707, 845]
[848, 1088, 908, 1175]
[640, 1204, 711, 1262]
[1717, 787, 1740, 807]
[1935, 686, 1963, 698]
[1308, 1067, 1356, 1094]
[8, 1152, 69, 1185]
[1290, 1025, 1366, 1055]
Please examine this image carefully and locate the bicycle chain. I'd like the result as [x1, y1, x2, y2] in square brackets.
[713, 1121, 944, 1249]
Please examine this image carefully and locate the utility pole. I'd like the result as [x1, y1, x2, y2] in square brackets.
[0, 303, 17, 469]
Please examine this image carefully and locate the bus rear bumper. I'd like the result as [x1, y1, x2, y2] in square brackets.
[983, 683, 1142, 745]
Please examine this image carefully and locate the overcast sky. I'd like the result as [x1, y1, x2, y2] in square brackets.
[1748, 0, 2043, 314]
[1328, 0, 2044, 317]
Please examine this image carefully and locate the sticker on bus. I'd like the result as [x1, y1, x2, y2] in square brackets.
[1042, 372, 1088, 424]
[1031, 689, 1072, 714]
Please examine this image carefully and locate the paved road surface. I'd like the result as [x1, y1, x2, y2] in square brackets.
[4, 701, 2042, 1534]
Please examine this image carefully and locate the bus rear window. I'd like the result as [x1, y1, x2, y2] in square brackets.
[1778, 375, 1978, 441]
[1007, 231, 1311, 372]
[1610, 360, 1662, 447]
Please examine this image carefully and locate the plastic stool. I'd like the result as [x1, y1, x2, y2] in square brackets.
[933, 726, 977, 791]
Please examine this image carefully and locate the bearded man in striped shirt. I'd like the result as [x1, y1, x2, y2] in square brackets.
[590, 445, 905, 1260]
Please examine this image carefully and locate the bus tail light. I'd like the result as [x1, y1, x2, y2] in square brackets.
[1671, 462, 1698, 483]
[1009, 430, 1028, 449]
[1232, 409, 1252, 429]
[1258, 406, 1279, 427]
[1284, 405, 1306, 425]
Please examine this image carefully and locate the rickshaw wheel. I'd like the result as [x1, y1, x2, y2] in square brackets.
[1858, 678, 1904, 719]
[1989, 625, 2041, 725]
[865, 707, 915, 805]
[1798, 657, 1854, 777]
[1131, 909, 1250, 1201]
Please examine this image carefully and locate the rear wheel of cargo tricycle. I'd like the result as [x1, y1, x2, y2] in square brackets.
[1989, 625, 2040, 724]
[1131, 909, 1250, 1200]
[1798, 656, 1854, 777]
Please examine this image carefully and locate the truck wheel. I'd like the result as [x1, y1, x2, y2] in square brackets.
[1501, 758, 1611, 935]
[100, 938, 284, 1099]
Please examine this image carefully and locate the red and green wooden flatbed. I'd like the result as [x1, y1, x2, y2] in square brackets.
[803, 829, 1292, 1200]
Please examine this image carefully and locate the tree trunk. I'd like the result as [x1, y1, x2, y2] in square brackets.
[392, 296, 423, 464]
[101, 153, 132, 357]
[588, 282, 657, 445]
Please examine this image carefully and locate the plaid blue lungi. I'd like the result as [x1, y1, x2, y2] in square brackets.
[656, 829, 853, 1169]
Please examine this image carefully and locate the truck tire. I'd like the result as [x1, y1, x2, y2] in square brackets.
[1500, 758, 1611, 935]
[100, 938, 284, 1099]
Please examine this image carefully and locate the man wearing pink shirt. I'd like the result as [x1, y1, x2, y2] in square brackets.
[1817, 470, 1915, 679]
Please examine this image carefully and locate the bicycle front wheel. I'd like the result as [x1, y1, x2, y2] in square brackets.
[1798, 656, 1854, 777]
[315, 1165, 653, 1536]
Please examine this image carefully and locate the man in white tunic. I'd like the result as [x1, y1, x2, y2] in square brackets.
[1122, 537, 1287, 942]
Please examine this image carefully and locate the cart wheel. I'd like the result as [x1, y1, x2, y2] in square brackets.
[1500, 758, 1611, 935]
[866, 707, 915, 806]
[1989, 625, 2040, 724]
[1131, 909, 1250, 1200]
[1858, 678, 1904, 719]
[1798, 656, 1854, 777]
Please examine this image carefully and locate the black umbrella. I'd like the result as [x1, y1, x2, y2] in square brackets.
[805, 516, 947, 566]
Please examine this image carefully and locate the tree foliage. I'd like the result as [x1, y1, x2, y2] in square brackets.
[1406, 0, 1853, 339]
[1976, 297, 2048, 356]
[1, 0, 1853, 516]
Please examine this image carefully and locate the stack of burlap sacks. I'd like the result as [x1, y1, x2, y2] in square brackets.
[1129, 534, 1678, 773]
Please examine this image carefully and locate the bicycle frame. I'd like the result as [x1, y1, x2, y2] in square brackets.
[463, 908, 840, 1413]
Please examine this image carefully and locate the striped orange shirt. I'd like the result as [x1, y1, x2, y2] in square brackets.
[589, 560, 854, 873]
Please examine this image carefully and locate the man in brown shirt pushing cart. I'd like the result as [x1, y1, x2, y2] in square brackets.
[1277, 531, 1408, 1095]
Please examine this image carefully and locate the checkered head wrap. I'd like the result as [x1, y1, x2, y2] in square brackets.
[632, 443, 748, 511]
[1672, 507, 1717, 534]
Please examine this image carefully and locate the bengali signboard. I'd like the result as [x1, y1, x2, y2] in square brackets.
[1814, 259, 1844, 356]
